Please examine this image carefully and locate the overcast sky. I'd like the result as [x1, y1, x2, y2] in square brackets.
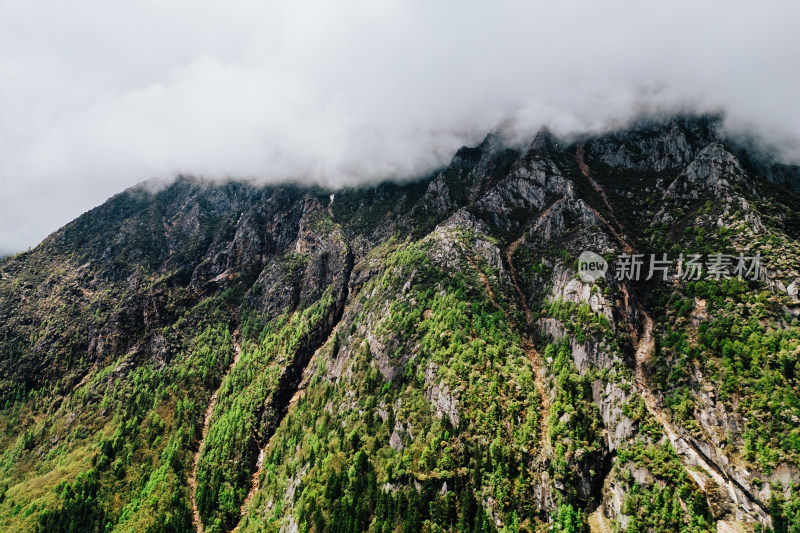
[1, 0, 799, 254]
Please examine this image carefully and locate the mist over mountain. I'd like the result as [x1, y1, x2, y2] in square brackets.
[2, 0, 800, 253]
[4, 1, 800, 531]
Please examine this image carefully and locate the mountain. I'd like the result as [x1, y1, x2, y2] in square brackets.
[2, 114, 800, 533]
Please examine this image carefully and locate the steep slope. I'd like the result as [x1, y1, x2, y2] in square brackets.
[2, 115, 800, 533]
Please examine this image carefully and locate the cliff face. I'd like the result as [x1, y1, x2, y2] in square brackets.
[2, 114, 800, 533]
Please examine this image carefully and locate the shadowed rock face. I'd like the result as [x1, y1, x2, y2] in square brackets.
[2, 113, 800, 532]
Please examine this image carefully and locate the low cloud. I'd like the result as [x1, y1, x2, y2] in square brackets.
[1, 0, 799, 251]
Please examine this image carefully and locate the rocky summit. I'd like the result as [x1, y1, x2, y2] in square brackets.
[2, 114, 800, 533]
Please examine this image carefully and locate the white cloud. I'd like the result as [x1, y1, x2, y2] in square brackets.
[1, 0, 799, 252]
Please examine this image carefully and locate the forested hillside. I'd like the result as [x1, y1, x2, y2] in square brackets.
[2, 115, 800, 532]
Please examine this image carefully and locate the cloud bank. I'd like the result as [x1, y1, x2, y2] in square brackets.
[1, 0, 799, 252]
